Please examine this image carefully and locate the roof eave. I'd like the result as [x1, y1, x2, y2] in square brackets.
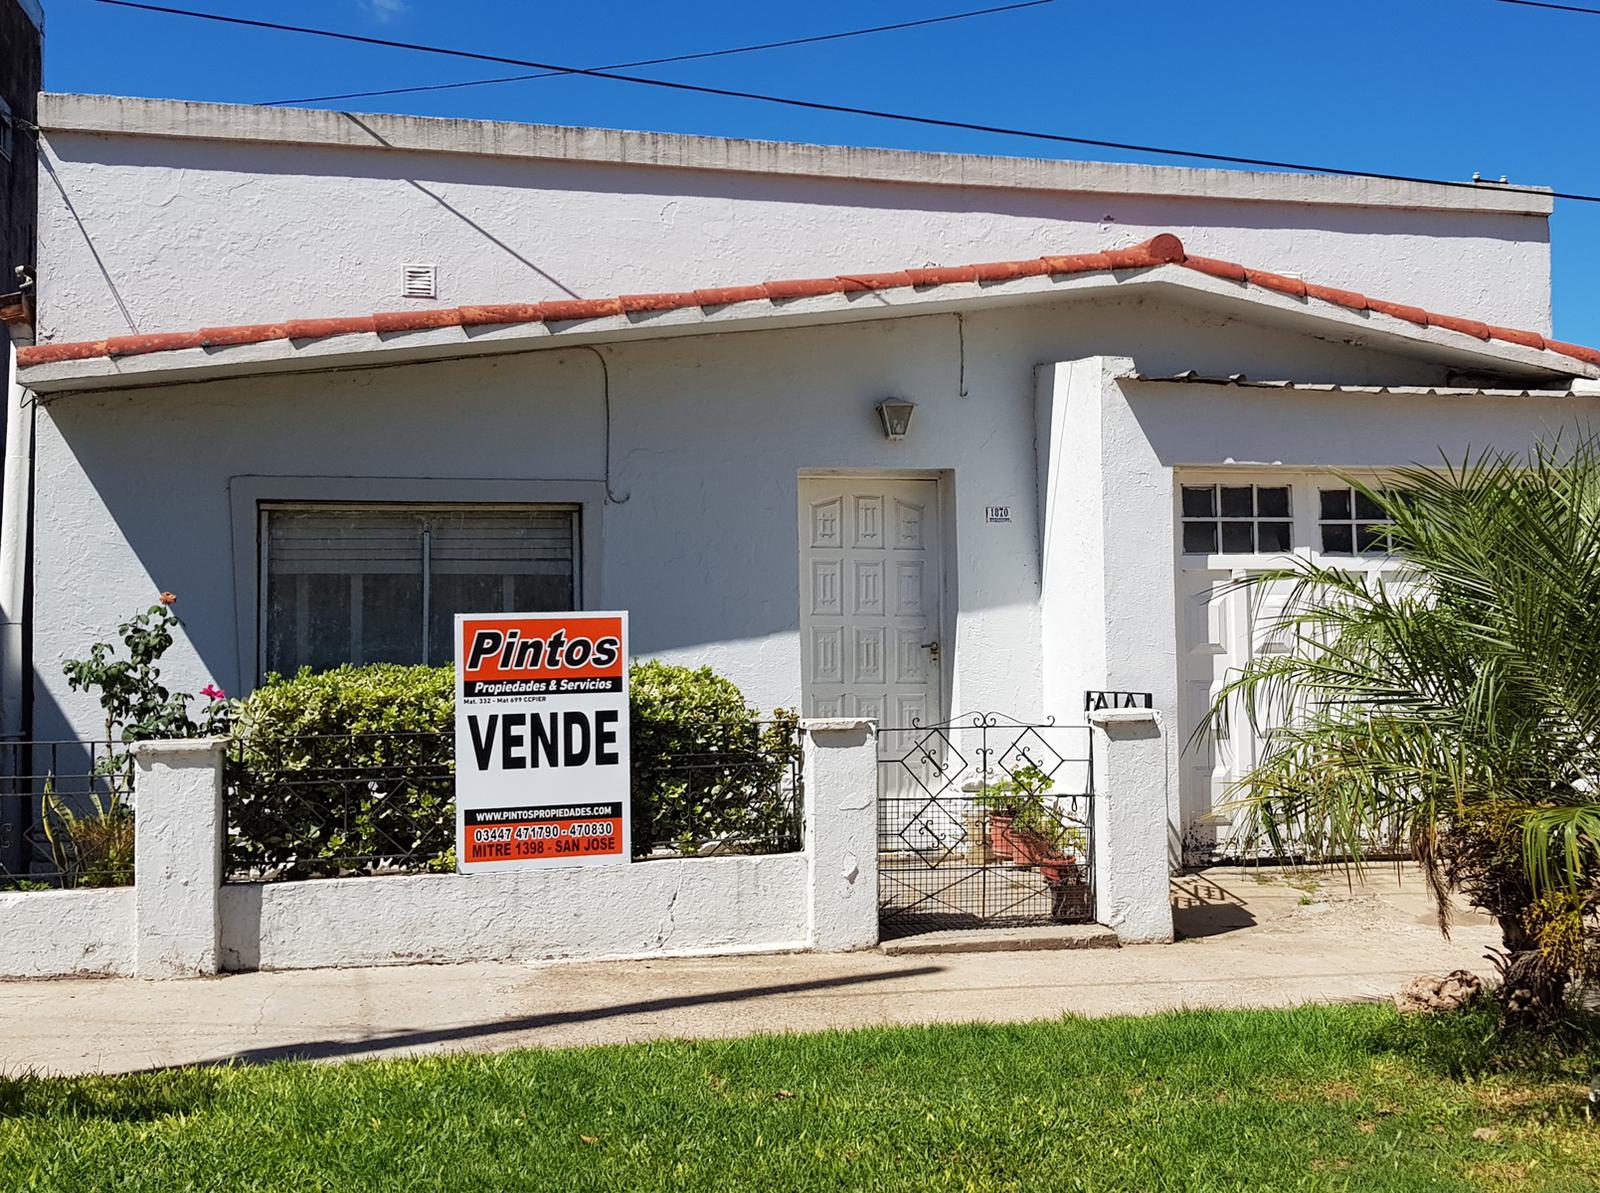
[19, 266, 1592, 397]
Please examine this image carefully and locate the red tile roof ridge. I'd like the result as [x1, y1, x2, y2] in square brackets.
[17, 234, 1597, 372]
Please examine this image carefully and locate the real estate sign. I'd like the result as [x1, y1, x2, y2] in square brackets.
[454, 611, 631, 873]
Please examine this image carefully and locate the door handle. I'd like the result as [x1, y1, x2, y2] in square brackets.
[922, 641, 941, 662]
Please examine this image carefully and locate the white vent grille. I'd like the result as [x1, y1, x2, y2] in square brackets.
[401, 264, 437, 299]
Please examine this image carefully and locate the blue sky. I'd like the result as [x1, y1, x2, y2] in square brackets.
[38, 0, 1600, 343]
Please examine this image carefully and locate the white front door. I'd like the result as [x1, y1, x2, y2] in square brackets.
[798, 477, 944, 727]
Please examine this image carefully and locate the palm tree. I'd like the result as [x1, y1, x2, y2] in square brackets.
[1206, 437, 1600, 1021]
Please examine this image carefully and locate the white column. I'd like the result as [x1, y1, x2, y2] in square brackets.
[802, 718, 879, 951]
[1089, 708, 1173, 944]
[131, 737, 228, 978]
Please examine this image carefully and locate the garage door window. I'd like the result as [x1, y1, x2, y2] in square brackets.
[262, 505, 579, 674]
[1180, 484, 1292, 554]
[1318, 487, 1392, 554]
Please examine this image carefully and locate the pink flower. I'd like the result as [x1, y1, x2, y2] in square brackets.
[200, 683, 226, 701]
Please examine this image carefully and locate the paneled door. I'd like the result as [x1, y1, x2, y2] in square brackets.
[798, 477, 944, 727]
[1176, 474, 1412, 860]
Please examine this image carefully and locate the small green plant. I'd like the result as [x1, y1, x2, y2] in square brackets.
[40, 776, 134, 888]
[48, 594, 231, 887]
[63, 594, 232, 750]
[973, 763, 1087, 862]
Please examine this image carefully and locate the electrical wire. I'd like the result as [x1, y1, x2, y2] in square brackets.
[92, 0, 1600, 205]
[262, 1, 1055, 108]
[1488, 0, 1600, 15]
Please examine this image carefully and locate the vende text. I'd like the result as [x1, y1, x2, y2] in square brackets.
[466, 710, 622, 771]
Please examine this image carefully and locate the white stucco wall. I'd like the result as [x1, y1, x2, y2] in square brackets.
[218, 854, 809, 971]
[0, 887, 133, 977]
[29, 292, 1464, 748]
[33, 96, 1554, 346]
[1039, 365, 1600, 848]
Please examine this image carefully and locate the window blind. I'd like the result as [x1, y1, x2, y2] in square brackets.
[263, 505, 579, 675]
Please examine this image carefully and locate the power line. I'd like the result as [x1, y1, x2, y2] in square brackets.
[263, 1, 1055, 108]
[93, 0, 1600, 205]
[1489, 0, 1600, 15]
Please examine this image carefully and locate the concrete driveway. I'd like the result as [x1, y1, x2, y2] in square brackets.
[0, 865, 1501, 1077]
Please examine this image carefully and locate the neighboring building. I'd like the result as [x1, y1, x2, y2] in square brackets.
[0, 0, 42, 876]
[16, 94, 1600, 861]
[0, 0, 40, 293]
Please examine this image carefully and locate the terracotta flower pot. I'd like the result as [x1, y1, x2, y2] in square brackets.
[988, 813, 1019, 861]
[1038, 858, 1081, 885]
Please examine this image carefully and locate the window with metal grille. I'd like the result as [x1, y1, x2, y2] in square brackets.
[1180, 484, 1292, 554]
[261, 505, 579, 674]
[1318, 487, 1391, 554]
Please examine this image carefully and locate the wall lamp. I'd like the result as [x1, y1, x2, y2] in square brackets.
[875, 398, 917, 441]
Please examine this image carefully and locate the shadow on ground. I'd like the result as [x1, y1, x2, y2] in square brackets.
[1171, 875, 1258, 940]
[195, 965, 947, 1068]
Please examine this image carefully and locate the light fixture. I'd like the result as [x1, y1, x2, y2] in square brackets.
[875, 398, 916, 441]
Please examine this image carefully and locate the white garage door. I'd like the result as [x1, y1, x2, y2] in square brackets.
[1176, 474, 1406, 860]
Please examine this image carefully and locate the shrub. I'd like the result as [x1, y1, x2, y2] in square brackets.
[630, 661, 802, 856]
[227, 665, 455, 880]
[50, 593, 230, 887]
[227, 661, 801, 878]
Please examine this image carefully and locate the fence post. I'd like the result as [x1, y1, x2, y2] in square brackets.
[802, 718, 879, 951]
[131, 737, 227, 978]
[1088, 708, 1174, 944]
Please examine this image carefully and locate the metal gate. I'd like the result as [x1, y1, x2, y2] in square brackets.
[877, 713, 1094, 939]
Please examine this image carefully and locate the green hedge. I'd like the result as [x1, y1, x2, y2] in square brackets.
[226, 662, 800, 879]
[629, 661, 801, 857]
[227, 665, 456, 880]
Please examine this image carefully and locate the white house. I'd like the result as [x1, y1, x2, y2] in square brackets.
[13, 93, 1600, 870]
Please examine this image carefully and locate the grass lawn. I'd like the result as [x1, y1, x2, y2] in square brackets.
[0, 1003, 1596, 1191]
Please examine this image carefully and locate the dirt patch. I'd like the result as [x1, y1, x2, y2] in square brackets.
[1465, 1159, 1530, 1189]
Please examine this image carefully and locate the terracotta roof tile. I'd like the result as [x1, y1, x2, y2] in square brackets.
[373, 309, 463, 333]
[1488, 325, 1546, 351]
[1427, 313, 1492, 341]
[1244, 268, 1308, 300]
[1179, 255, 1247, 283]
[1546, 340, 1600, 368]
[1302, 283, 1368, 311]
[619, 291, 701, 314]
[16, 234, 1596, 374]
[1364, 298, 1431, 327]
[692, 285, 769, 307]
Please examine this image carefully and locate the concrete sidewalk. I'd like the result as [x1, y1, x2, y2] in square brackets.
[0, 866, 1500, 1076]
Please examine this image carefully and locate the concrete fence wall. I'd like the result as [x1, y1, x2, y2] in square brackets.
[0, 716, 1170, 979]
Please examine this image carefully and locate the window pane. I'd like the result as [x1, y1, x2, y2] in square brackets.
[1320, 488, 1351, 520]
[361, 574, 424, 664]
[1258, 521, 1292, 552]
[426, 509, 579, 667]
[265, 510, 423, 674]
[266, 571, 354, 674]
[1219, 486, 1253, 518]
[265, 506, 578, 674]
[1182, 522, 1217, 554]
[1220, 521, 1255, 553]
[1181, 486, 1216, 518]
[1257, 487, 1290, 518]
[1353, 490, 1385, 520]
[1356, 523, 1388, 553]
[1321, 523, 1354, 553]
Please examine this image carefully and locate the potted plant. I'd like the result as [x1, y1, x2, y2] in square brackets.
[973, 763, 1056, 864]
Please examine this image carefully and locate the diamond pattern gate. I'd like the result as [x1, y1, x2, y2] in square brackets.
[877, 713, 1094, 940]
